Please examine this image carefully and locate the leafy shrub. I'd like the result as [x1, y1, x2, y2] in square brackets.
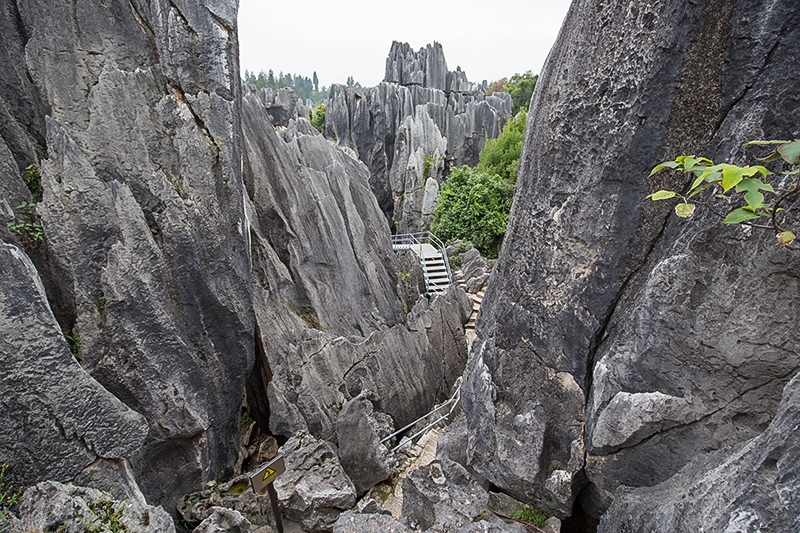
[23, 164, 42, 203]
[512, 505, 547, 527]
[310, 103, 326, 133]
[7, 201, 44, 251]
[432, 166, 513, 258]
[478, 111, 527, 184]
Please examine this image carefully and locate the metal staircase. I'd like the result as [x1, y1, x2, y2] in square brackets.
[391, 232, 453, 294]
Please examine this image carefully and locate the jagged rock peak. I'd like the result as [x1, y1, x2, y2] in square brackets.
[384, 41, 484, 94]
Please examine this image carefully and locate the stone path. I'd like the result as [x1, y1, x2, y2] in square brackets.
[382, 427, 442, 518]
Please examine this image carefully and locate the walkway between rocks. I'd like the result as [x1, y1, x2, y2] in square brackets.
[382, 427, 442, 518]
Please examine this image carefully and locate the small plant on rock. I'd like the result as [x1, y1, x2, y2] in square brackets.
[512, 505, 548, 527]
[0, 463, 23, 533]
[7, 202, 44, 251]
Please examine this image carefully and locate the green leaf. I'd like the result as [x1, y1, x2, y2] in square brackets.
[721, 165, 761, 192]
[777, 231, 796, 246]
[690, 174, 706, 189]
[778, 140, 800, 165]
[722, 207, 762, 224]
[648, 190, 677, 200]
[744, 190, 765, 209]
[649, 161, 679, 176]
[688, 182, 713, 198]
[735, 178, 774, 194]
[674, 203, 695, 218]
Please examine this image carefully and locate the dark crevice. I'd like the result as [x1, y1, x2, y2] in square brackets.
[244, 322, 273, 436]
[128, 0, 160, 64]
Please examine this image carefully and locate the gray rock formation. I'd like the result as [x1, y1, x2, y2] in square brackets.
[598, 370, 800, 532]
[193, 507, 253, 533]
[0, 0, 253, 512]
[336, 392, 396, 496]
[177, 474, 274, 528]
[0, 244, 148, 489]
[401, 458, 489, 532]
[12, 481, 175, 533]
[241, 90, 472, 442]
[462, 0, 800, 523]
[334, 511, 414, 533]
[273, 433, 357, 533]
[326, 42, 512, 231]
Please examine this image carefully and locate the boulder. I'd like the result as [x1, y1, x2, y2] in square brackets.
[401, 458, 489, 532]
[598, 370, 800, 532]
[462, 0, 800, 520]
[273, 433, 357, 532]
[336, 392, 396, 496]
[193, 507, 253, 533]
[13, 481, 174, 533]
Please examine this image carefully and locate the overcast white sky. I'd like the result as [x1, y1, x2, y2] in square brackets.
[238, 0, 574, 88]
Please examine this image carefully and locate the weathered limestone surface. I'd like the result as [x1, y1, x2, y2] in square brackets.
[241, 90, 472, 442]
[336, 392, 396, 496]
[273, 433, 357, 533]
[0, 0, 254, 511]
[462, 0, 800, 522]
[0, 244, 148, 486]
[326, 42, 511, 231]
[11, 481, 175, 533]
[598, 370, 800, 533]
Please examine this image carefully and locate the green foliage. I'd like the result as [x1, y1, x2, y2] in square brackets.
[432, 166, 514, 258]
[648, 140, 800, 249]
[0, 463, 22, 533]
[81, 495, 128, 533]
[23, 164, 42, 203]
[63, 330, 80, 360]
[504, 71, 538, 115]
[512, 506, 547, 527]
[310, 103, 326, 133]
[7, 201, 44, 250]
[423, 155, 435, 180]
[165, 173, 182, 195]
[432, 111, 527, 258]
[478, 110, 527, 184]
[243, 69, 329, 104]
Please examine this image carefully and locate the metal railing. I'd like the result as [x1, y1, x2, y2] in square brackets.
[391, 232, 453, 293]
[380, 379, 461, 453]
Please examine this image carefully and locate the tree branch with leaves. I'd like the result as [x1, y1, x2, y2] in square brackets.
[648, 139, 800, 249]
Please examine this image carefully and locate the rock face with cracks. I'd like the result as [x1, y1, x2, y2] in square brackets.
[0, 0, 253, 512]
[326, 41, 512, 231]
[462, 0, 800, 523]
[241, 89, 473, 443]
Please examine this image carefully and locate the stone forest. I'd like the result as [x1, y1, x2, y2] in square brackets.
[0, 1, 798, 532]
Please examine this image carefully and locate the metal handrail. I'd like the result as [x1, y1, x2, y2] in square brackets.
[380, 380, 461, 453]
[391, 232, 453, 293]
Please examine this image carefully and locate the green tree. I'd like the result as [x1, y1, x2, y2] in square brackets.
[431, 166, 514, 258]
[504, 71, 538, 115]
[313, 71, 319, 92]
[477, 110, 527, 184]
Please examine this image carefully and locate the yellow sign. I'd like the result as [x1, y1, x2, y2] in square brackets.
[249, 454, 285, 496]
[262, 468, 276, 483]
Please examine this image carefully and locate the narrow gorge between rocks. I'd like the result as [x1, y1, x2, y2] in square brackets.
[1, 1, 798, 533]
